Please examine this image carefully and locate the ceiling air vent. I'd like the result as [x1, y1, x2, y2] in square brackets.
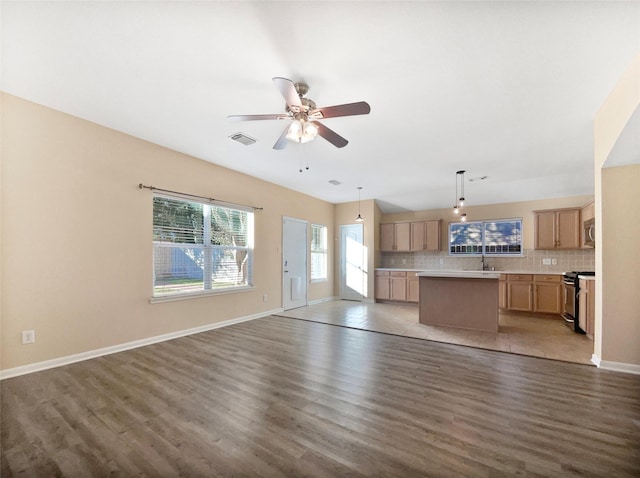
[229, 132, 257, 146]
[328, 179, 342, 186]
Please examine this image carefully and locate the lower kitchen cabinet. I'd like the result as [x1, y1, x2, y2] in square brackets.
[390, 272, 407, 301]
[503, 273, 562, 315]
[533, 275, 562, 314]
[578, 278, 595, 339]
[507, 278, 533, 311]
[375, 269, 419, 303]
[375, 270, 390, 300]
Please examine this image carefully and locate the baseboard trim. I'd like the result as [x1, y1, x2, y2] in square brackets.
[591, 354, 601, 367]
[595, 357, 640, 375]
[0, 308, 284, 380]
[308, 296, 338, 306]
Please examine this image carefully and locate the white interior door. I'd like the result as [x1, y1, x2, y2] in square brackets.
[340, 224, 365, 301]
[283, 217, 308, 310]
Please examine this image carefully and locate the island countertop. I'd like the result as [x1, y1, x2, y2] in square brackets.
[417, 270, 501, 280]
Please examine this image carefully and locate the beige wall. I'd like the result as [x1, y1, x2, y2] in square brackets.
[380, 196, 594, 251]
[601, 165, 640, 364]
[594, 53, 640, 369]
[1, 93, 335, 370]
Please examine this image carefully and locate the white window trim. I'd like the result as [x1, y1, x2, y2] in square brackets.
[150, 285, 255, 304]
[448, 217, 524, 257]
[310, 223, 328, 281]
[152, 192, 254, 299]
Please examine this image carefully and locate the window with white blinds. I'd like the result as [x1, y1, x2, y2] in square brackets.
[152, 194, 254, 297]
[310, 224, 328, 281]
[449, 218, 522, 256]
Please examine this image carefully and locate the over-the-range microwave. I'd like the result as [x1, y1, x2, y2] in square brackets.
[584, 218, 595, 247]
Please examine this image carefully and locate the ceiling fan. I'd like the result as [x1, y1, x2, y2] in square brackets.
[228, 77, 371, 149]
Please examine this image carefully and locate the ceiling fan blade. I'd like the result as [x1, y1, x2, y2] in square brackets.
[273, 77, 302, 108]
[310, 101, 371, 119]
[227, 113, 289, 121]
[313, 121, 348, 148]
[273, 125, 290, 150]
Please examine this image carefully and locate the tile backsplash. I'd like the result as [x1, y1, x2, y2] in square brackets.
[380, 248, 595, 273]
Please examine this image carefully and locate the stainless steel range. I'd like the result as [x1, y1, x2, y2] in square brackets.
[562, 271, 595, 333]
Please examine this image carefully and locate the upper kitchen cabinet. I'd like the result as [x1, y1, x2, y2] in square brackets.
[533, 208, 581, 250]
[410, 220, 442, 251]
[581, 201, 595, 223]
[381, 220, 441, 252]
[380, 222, 411, 251]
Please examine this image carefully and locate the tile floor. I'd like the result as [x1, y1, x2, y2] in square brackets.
[277, 300, 595, 365]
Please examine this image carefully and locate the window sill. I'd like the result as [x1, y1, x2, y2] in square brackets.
[150, 285, 255, 304]
[310, 278, 328, 284]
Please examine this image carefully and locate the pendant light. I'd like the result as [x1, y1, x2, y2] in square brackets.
[452, 170, 467, 221]
[457, 169, 466, 208]
[355, 186, 364, 222]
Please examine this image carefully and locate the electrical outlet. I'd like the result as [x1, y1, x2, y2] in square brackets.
[552, 259, 557, 265]
[263, 294, 268, 303]
[439, 258, 444, 265]
[22, 330, 35, 344]
[542, 258, 551, 265]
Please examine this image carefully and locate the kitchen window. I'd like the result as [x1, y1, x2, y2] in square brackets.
[310, 224, 328, 281]
[449, 218, 522, 256]
[152, 193, 253, 298]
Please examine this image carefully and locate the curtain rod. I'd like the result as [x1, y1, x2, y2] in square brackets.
[138, 183, 263, 211]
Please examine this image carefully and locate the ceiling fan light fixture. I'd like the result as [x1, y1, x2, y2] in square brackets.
[286, 120, 303, 142]
[302, 121, 318, 142]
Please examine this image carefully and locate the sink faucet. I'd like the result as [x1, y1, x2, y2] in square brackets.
[481, 255, 489, 271]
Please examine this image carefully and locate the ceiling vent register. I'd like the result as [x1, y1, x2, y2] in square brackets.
[229, 132, 257, 146]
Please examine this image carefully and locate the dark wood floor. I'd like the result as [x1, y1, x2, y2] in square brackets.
[2, 315, 639, 477]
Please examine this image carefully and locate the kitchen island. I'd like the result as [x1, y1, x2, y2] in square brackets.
[417, 271, 501, 332]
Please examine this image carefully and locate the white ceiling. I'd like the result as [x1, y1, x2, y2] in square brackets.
[2, 1, 639, 213]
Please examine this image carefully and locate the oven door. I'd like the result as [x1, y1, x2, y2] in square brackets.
[562, 281, 576, 322]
